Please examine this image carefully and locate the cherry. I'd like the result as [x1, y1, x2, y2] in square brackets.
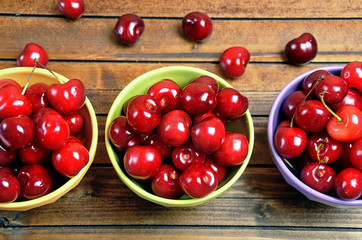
[300, 162, 336, 194]
[0, 115, 35, 151]
[180, 82, 217, 116]
[302, 70, 331, 94]
[340, 61, 362, 92]
[108, 116, 139, 151]
[36, 113, 70, 151]
[147, 79, 181, 114]
[327, 105, 362, 142]
[214, 132, 249, 166]
[151, 164, 184, 199]
[274, 126, 307, 159]
[24, 82, 50, 112]
[0, 143, 17, 166]
[126, 94, 161, 133]
[19, 138, 50, 165]
[58, 0, 85, 20]
[145, 135, 173, 160]
[114, 14, 145, 45]
[334, 142, 354, 171]
[285, 33, 317, 65]
[157, 109, 191, 147]
[17, 43, 49, 68]
[350, 138, 362, 171]
[182, 11, 213, 42]
[214, 88, 248, 122]
[123, 145, 161, 180]
[306, 133, 343, 164]
[282, 90, 307, 119]
[334, 168, 362, 200]
[276, 119, 292, 130]
[32, 107, 62, 125]
[294, 100, 331, 133]
[179, 164, 218, 198]
[331, 88, 362, 112]
[192, 111, 221, 126]
[64, 112, 84, 136]
[220, 46, 250, 78]
[191, 116, 225, 154]
[0, 166, 14, 175]
[315, 75, 348, 105]
[52, 141, 89, 178]
[0, 171, 20, 203]
[47, 79, 86, 115]
[68, 135, 83, 145]
[172, 141, 206, 171]
[188, 75, 219, 93]
[0, 84, 33, 120]
[0, 79, 22, 91]
[202, 156, 227, 183]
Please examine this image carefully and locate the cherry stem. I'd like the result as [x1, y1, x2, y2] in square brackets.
[282, 157, 298, 174]
[21, 59, 38, 95]
[319, 92, 343, 123]
[34, 59, 62, 83]
[316, 143, 325, 176]
[316, 162, 323, 178]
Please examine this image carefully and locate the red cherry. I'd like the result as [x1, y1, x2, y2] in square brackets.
[334, 142, 354, 171]
[188, 75, 219, 93]
[220, 46, 250, 78]
[315, 75, 348, 105]
[47, 79, 86, 115]
[182, 12, 213, 42]
[0, 143, 17, 166]
[276, 119, 292, 130]
[179, 164, 218, 198]
[214, 132, 249, 166]
[68, 135, 83, 145]
[0, 172, 20, 203]
[334, 168, 362, 200]
[19, 138, 51, 165]
[64, 112, 84, 136]
[145, 135, 173, 161]
[17, 164, 53, 200]
[306, 133, 343, 164]
[192, 111, 221, 126]
[52, 141, 89, 178]
[58, 0, 85, 20]
[202, 156, 227, 183]
[331, 88, 362, 112]
[0, 84, 33, 120]
[151, 164, 184, 199]
[300, 162, 336, 194]
[32, 107, 62, 125]
[123, 145, 161, 180]
[302, 70, 331, 94]
[350, 138, 362, 171]
[0, 166, 14, 175]
[172, 141, 206, 171]
[285, 33, 317, 65]
[17, 43, 49, 68]
[108, 116, 139, 151]
[0, 79, 22, 91]
[114, 14, 145, 45]
[147, 79, 181, 114]
[340, 61, 362, 92]
[24, 82, 50, 112]
[274, 126, 307, 159]
[282, 91, 307, 119]
[214, 87, 249, 121]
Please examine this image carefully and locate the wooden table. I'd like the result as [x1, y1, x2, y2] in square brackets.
[0, 0, 361, 239]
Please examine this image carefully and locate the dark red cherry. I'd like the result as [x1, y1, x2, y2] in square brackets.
[145, 135, 173, 161]
[147, 79, 181, 114]
[340, 61, 362, 92]
[151, 164, 184, 199]
[172, 141, 206, 171]
[188, 75, 219, 93]
[0, 84, 33, 120]
[350, 138, 362, 171]
[17, 43, 49, 68]
[202, 156, 227, 183]
[220, 46, 250, 78]
[0, 172, 20, 203]
[302, 70, 331, 94]
[315, 75, 348, 105]
[331, 88, 362, 112]
[306, 133, 343, 164]
[282, 90, 307, 119]
[58, 0, 85, 20]
[285, 33, 317, 65]
[301, 162, 336, 194]
[64, 112, 84, 136]
[274, 126, 307, 159]
[182, 11, 213, 42]
[114, 14, 145, 45]
[108, 116, 139, 151]
[334, 168, 362, 200]
[0, 143, 17, 166]
[19, 138, 51, 165]
[24, 82, 50, 112]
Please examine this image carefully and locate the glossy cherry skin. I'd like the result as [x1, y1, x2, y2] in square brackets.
[123, 145, 161, 180]
[0, 79, 22, 91]
[294, 100, 331, 133]
[331, 89, 362, 112]
[350, 138, 362, 171]
[17, 164, 53, 200]
[0, 143, 17, 165]
[214, 88, 248, 122]
[179, 164, 218, 198]
[36, 113, 70, 151]
[114, 14, 145, 45]
[220, 46, 250, 78]
[151, 164, 184, 199]
[145, 135, 173, 160]
[157, 109, 191, 147]
[306, 133, 343, 164]
[282, 91, 307, 119]
[58, 0, 85, 20]
[0, 115, 35, 151]
[191, 116, 225, 154]
[202, 156, 227, 183]
[340, 61, 362, 92]
[300, 162, 336, 194]
[334, 168, 362, 200]
[302, 70, 331, 94]
[192, 111, 220, 126]
[0, 84, 33, 120]
[147, 79, 181, 114]
[52, 141, 89, 178]
[17, 43, 49, 68]
[214, 132, 248, 166]
[24, 83, 50, 112]
[285, 33, 317, 65]
[315, 75, 348, 105]
[188, 75, 219, 93]
[182, 12, 213, 42]
[32, 107, 62, 125]
[64, 112, 84, 136]
[172, 141, 206, 171]
[19, 138, 51, 165]
[0, 172, 20, 203]
[327, 105, 362, 142]
[180, 82, 217, 116]
[108, 116, 139, 151]
[274, 127, 307, 159]
[47, 79, 86, 115]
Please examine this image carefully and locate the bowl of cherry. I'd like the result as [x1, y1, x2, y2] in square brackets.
[268, 62, 362, 208]
[105, 66, 254, 207]
[0, 67, 98, 211]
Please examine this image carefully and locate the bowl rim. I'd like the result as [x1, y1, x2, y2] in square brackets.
[268, 65, 362, 207]
[0, 67, 98, 211]
[105, 65, 255, 207]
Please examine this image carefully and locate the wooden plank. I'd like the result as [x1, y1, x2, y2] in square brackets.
[0, 17, 360, 62]
[0, 0, 361, 18]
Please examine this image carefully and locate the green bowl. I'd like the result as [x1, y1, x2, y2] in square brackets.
[105, 66, 254, 207]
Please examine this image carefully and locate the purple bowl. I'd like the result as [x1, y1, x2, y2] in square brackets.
[267, 66, 362, 208]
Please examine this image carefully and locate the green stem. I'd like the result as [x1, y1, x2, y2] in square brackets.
[35, 59, 62, 83]
[319, 92, 343, 123]
[282, 157, 298, 174]
[21, 59, 38, 95]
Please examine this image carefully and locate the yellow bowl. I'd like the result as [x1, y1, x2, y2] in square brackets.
[0, 67, 98, 211]
[105, 66, 254, 207]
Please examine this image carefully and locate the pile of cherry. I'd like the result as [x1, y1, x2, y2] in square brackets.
[108, 75, 249, 199]
[274, 61, 362, 200]
[0, 74, 89, 203]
